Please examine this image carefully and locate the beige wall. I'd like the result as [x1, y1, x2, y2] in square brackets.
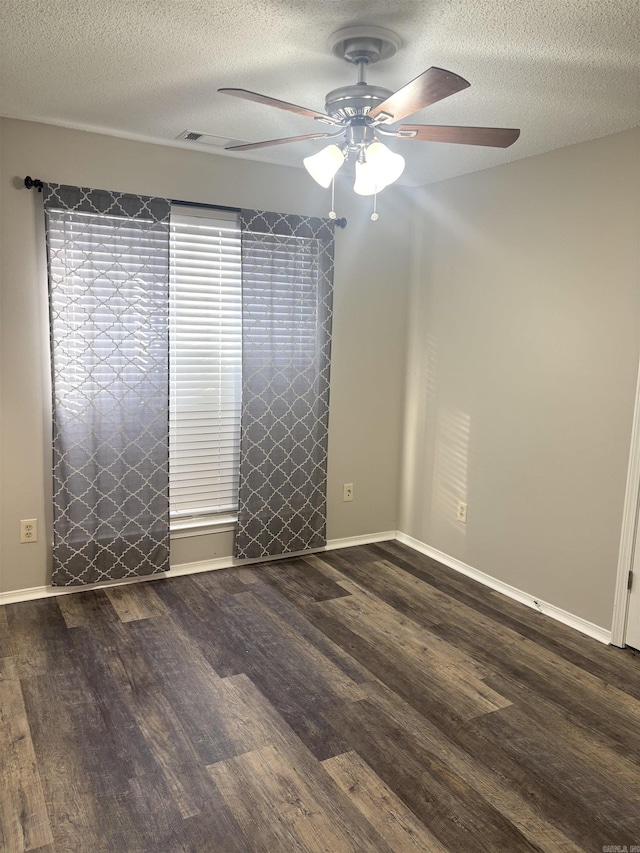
[0, 118, 409, 593]
[401, 127, 640, 630]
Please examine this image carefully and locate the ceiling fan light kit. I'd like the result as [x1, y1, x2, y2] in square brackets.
[218, 26, 520, 221]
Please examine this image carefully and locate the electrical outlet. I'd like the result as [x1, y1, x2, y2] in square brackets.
[343, 483, 354, 502]
[20, 518, 38, 543]
[456, 502, 467, 523]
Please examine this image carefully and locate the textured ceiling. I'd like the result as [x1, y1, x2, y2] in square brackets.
[1, 0, 638, 186]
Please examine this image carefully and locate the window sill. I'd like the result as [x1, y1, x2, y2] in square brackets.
[170, 513, 237, 540]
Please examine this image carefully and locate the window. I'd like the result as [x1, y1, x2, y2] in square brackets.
[169, 207, 242, 525]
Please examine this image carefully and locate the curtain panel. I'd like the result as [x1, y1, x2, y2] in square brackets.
[235, 210, 335, 559]
[43, 184, 171, 586]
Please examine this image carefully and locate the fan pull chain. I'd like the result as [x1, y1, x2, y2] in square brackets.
[371, 191, 379, 221]
[329, 177, 337, 220]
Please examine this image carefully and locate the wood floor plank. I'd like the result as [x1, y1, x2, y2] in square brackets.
[214, 594, 359, 759]
[321, 548, 514, 637]
[225, 565, 264, 584]
[357, 679, 601, 853]
[214, 612, 356, 760]
[208, 742, 394, 853]
[5, 599, 78, 678]
[101, 623, 219, 819]
[104, 580, 169, 622]
[208, 746, 313, 853]
[56, 589, 120, 629]
[66, 627, 164, 781]
[302, 551, 375, 596]
[224, 589, 366, 703]
[0, 657, 53, 853]
[190, 569, 251, 598]
[300, 605, 478, 736]
[314, 589, 510, 719]
[126, 767, 250, 852]
[323, 698, 543, 853]
[244, 713, 403, 851]
[20, 670, 131, 852]
[312, 568, 490, 678]
[114, 585, 224, 684]
[483, 669, 640, 785]
[312, 552, 444, 628]
[248, 581, 369, 686]
[258, 556, 353, 606]
[322, 750, 450, 853]
[474, 701, 640, 838]
[52, 622, 204, 850]
[0, 606, 10, 644]
[177, 812, 251, 853]
[432, 621, 640, 762]
[153, 576, 248, 677]
[124, 618, 288, 766]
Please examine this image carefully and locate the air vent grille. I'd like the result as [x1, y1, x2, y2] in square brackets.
[176, 130, 242, 148]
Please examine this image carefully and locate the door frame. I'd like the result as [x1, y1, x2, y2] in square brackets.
[612, 363, 640, 647]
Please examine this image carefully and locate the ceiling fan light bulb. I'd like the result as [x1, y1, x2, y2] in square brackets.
[353, 159, 386, 196]
[365, 141, 405, 186]
[303, 144, 345, 187]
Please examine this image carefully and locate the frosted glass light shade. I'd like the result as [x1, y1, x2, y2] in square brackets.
[303, 144, 345, 188]
[365, 142, 405, 187]
[353, 160, 385, 196]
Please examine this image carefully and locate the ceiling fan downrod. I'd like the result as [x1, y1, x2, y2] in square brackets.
[324, 27, 400, 124]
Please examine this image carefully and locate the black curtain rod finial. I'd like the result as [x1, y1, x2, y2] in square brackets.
[24, 176, 44, 192]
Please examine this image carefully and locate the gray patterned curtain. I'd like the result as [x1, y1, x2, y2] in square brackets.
[235, 210, 334, 559]
[43, 184, 171, 586]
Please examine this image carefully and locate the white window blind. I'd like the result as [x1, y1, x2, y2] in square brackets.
[169, 208, 242, 519]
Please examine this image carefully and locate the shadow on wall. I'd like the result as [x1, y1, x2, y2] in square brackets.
[402, 330, 471, 547]
[432, 404, 470, 541]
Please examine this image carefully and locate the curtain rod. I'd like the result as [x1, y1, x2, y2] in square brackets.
[171, 198, 240, 213]
[24, 178, 347, 228]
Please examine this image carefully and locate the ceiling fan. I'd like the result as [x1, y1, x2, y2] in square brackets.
[218, 26, 520, 213]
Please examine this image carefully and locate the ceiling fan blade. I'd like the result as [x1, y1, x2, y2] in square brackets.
[225, 133, 337, 152]
[396, 124, 520, 147]
[368, 67, 470, 124]
[218, 88, 341, 126]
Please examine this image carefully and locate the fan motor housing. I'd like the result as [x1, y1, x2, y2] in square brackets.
[325, 84, 393, 121]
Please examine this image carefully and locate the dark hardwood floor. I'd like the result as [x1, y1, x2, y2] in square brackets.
[2, 540, 640, 852]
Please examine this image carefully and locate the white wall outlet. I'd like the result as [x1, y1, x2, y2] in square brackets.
[343, 483, 354, 502]
[20, 518, 38, 543]
[456, 502, 468, 523]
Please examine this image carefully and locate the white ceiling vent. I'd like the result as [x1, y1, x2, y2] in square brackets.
[177, 130, 241, 148]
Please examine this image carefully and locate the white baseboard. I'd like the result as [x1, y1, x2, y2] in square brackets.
[0, 569, 172, 606]
[325, 530, 396, 551]
[0, 531, 396, 606]
[396, 531, 612, 645]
